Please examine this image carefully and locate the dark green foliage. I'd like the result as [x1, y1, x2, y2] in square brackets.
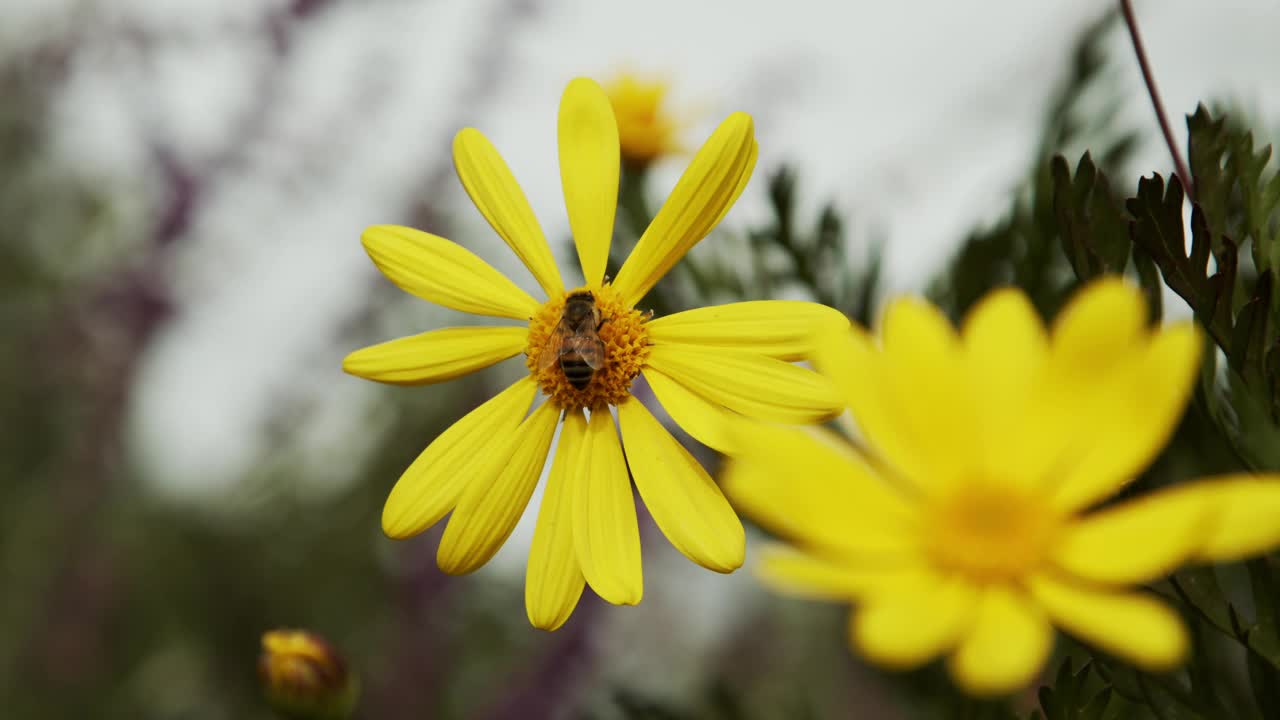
[1105, 108, 1280, 472]
[1187, 105, 1280, 275]
[1038, 660, 1114, 720]
[1043, 98, 1280, 720]
[1053, 153, 1129, 281]
[1093, 662, 1205, 720]
[929, 9, 1137, 322]
[1126, 176, 1236, 347]
[614, 163, 883, 326]
[744, 168, 882, 326]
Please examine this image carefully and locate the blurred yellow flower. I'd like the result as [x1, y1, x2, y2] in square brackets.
[259, 629, 358, 720]
[723, 279, 1280, 696]
[604, 72, 683, 168]
[344, 77, 846, 630]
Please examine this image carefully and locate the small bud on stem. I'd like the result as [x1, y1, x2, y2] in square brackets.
[259, 629, 359, 720]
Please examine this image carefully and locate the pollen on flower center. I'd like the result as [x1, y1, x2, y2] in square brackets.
[926, 484, 1059, 582]
[526, 283, 650, 411]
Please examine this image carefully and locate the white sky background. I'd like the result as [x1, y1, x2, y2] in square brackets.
[7, 0, 1280, 562]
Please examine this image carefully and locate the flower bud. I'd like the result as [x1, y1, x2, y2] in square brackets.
[604, 72, 684, 170]
[258, 629, 359, 720]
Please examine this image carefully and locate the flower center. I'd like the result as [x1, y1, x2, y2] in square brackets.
[925, 484, 1059, 582]
[526, 283, 650, 411]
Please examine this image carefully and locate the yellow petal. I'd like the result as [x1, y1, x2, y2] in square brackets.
[612, 112, 756, 304]
[961, 288, 1051, 483]
[574, 409, 643, 605]
[1180, 476, 1280, 561]
[755, 544, 907, 601]
[851, 572, 979, 670]
[342, 326, 527, 385]
[437, 401, 560, 574]
[1049, 322, 1201, 512]
[361, 225, 539, 320]
[453, 128, 563, 296]
[381, 377, 537, 539]
[720, 422, 915, 557]
[526, 410, 587, 631]
[1028, 572, 1188, 671]
[1049, 277, 1147, 369]
[709, 138, 758, 230]
[617, 397, 745, 573]
[878, 297, 980, 494]
[1036, 279, 1147, 504]
[642, 368, 740, 455]
[1052, 484, 1211, 585]
[558, 77, 619, 287]
[812, 326, 930, 483]
[948, 586, 1054, 696]
[646, 300, 849, 360]
[645, 344, 842, 424]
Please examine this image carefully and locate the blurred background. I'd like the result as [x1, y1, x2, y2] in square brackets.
[2, 1, 1279, 718]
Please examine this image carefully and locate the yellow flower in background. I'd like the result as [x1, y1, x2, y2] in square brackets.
[604, 72, 684, 168]
[259, 629, 359, 720]
[344, 77, 846, 630]
[723, 279, 1280, 696]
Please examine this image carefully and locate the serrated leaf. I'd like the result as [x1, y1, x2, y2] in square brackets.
[1170, 569, 1234, 639]
[1188, 104, 1280, 285]
[1182, 622, 1226, 716]
[1052, 152, 1129, 281]
[1222, 366, 1280, 469]
[1246, 559, 1280, 667]
[1080, 688, 1113, 720]
[1126, 173, 1236, 351]
[1039, 658, 1110, 720]
[1100, 696, 1158, 720]
[1131, 243, 1164, 322]
[1093, 661, 1206, 720]
[1246, 645, 1280, 719]
[1188, 105, 1232, 245]
[1228, 272, 1273, 385]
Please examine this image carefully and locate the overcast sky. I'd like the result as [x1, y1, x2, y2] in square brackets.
[8, 0, 1280, 508]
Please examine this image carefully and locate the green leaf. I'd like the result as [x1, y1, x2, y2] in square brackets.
[1052, 152, 1130, 280]
[1187, 105, 1280, 274]
[1246, 559, 1280, 668]
[1079, 688, 1113, 720]
[1246, 648, 1280, 720]
[1170, 570, 1234, 638]
[1187, 105, 1233, 252]
[1131, 243, 1164, 322]
[1126, 174, 1236, 352]
[1228, 271, 1273, 386]
[1093, 661, 1205, 720]
[1220, 366, 1280, 469]
[1039, 658, 1114, 720]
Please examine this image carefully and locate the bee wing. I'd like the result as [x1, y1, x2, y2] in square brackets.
[536, 332, 563, 371]
[565, 334, 605, 370]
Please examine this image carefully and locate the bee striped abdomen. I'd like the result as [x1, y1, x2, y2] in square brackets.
[561, 356, 595, 389]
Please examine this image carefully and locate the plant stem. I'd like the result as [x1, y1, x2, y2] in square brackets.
[1119, 0, 1194, 198]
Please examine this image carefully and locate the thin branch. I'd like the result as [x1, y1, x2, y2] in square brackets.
[1120, 0, 1193, 198]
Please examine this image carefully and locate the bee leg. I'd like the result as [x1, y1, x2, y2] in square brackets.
[596, 317, 609, 331]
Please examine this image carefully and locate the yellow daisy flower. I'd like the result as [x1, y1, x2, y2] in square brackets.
[604, 72, 683, 169]
[344, 77, 846, 630]
[723, 278, 1280, 695]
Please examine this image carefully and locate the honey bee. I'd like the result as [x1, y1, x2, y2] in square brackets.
[538, 290, 606, 390]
